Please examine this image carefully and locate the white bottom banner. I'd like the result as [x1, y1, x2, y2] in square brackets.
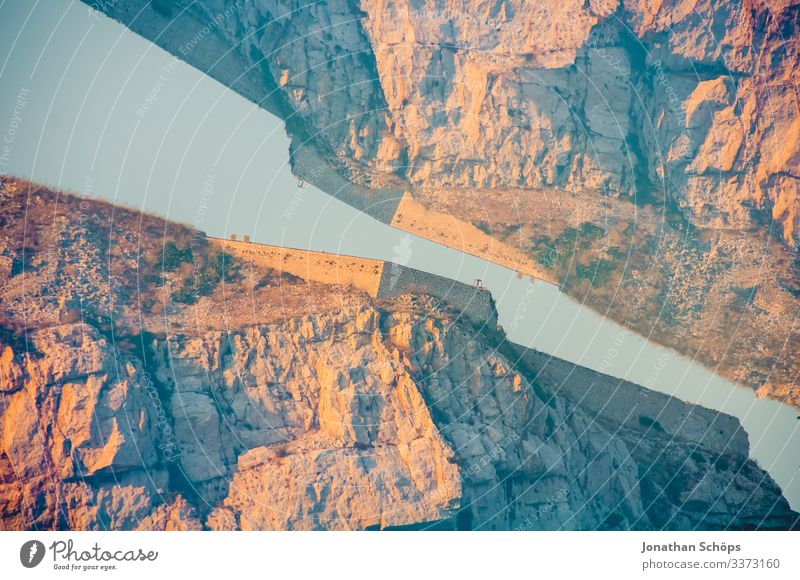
[0, 531, 797, 579]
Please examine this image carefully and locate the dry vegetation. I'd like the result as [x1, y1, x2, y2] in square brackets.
[0, 177, 369, 352]
[412, 184, 800, 408]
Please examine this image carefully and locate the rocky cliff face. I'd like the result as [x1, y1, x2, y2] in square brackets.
[86, 0, 800, 407]
[115, 0, 799, 242]
[0, 324, 200, 530]
[1, 182, 796, 530]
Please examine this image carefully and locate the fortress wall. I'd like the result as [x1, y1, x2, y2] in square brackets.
[214, 237, 739, 455]
[389, 192, 557, 284]
[516, 347, 750, 456]
[215, 239, 385, 297]
[213, 238, 498, 327]
[376, 262, 497, 326]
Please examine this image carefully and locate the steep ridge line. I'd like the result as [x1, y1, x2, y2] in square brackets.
[214, 236, 750, 459]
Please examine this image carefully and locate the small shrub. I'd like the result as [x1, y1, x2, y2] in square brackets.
[161, 241, 193, 272]
[280, 272, 301, 284]
[575, 259, 616, 288]
[172, 283, 197, 305]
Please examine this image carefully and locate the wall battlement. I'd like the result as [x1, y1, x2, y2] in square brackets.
[212, 237, 495, 325]
[215, 238, 385, 297]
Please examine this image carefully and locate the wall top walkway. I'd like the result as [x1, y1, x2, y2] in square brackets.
[212, 237, 495, 325]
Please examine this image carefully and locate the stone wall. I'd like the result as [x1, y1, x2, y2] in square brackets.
[390, 192, 555, 283]
[215, 238, 385, 297]
[291, 144, 404, 224]
[516, 347, 749, 456]
[207, 239, 745, 455]
[213, 237, 496, 326]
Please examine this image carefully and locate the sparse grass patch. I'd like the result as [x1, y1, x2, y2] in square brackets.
[575, 259, 617, 288]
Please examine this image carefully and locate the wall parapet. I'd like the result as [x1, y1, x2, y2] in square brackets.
[215, 238, 385, 297]
[212, 237, 496, 326]
[376, 261, 496, 326]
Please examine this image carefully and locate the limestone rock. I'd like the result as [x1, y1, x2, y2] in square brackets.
[81, 0, 800, 410]
[100, 0, 798, 242]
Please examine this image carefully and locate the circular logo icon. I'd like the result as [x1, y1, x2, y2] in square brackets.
[20, 540, 46, 568]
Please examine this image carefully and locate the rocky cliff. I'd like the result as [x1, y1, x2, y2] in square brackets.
[1, 179, 796, 530]
[84, 0, 800, 407]
[176, 0, 800, 241]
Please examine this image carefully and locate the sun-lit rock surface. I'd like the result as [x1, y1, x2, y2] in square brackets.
[84, 0, 800, 407]
[118, 0, 796, 242]
[1, 182, 796, 530]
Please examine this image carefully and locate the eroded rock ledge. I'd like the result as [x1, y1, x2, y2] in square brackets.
[1, 179, 796, 530]
[2, 304, 796, 530]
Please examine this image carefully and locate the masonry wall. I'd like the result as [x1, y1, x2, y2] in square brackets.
[390, 192, 555, 283]
[215, 238, 497, 327]
[376, 262, 496, 326]
[291, 144, 404, 224]
[215, 239, 385, 297]
[222, 234, 749, 455]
